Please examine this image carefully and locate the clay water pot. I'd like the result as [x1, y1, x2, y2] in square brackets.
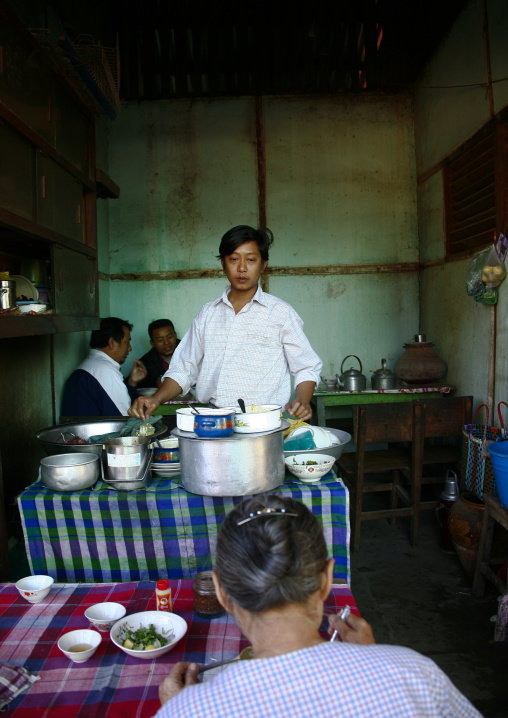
[448, 492, 484, 578]
[394, 334, 447, 384]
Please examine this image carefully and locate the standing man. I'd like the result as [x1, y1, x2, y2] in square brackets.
[137, 319, 180, 389]
[129, 225, 322, 421]
[61, 317, 147, 417]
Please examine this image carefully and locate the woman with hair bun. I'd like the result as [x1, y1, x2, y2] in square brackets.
[155, 496, 480, 718]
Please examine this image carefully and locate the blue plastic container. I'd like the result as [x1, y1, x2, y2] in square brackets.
[487, 441, 508, 507]
[193, 412, 234, 438]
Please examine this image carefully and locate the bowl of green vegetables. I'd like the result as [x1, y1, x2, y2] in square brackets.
[110, 611, 187, 659]
[284, 453, 336, 482]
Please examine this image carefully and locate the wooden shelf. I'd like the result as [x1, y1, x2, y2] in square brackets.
[0, 314, 99, 339]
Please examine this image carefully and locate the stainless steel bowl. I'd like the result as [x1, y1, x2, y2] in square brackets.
[283, 427, 351, 461]
[36, 420, 167, 457]
[40, 453, 100, 491]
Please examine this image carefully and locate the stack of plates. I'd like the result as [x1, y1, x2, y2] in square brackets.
[151, 460, 180, 477]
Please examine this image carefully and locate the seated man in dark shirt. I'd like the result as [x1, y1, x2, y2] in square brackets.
[137, 319, 180, 389]
[61, 317, 147, 417]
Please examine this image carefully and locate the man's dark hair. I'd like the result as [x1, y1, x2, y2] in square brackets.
[90, 317, 132, 348]
[148, 319, 175, 340]
[217, 225, 274, 261]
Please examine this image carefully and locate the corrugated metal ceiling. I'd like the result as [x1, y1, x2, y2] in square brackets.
[54, 0, 469, 102]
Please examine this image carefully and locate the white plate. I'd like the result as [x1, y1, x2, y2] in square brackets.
[152, 466, 180, 476]
[110, 610, 187, 659]
[11, 275, 39, 301]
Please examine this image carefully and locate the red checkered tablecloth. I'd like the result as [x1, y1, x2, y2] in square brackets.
[0, 580, 359, 717]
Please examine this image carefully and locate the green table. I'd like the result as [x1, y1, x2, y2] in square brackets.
[152, 401, 207, 416]
[312, 387, 454, 427]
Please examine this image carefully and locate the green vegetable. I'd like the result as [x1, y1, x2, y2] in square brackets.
[117, 622, 173, 651]
[292, 458, 318, 466]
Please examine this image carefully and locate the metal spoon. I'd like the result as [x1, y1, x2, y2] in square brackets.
[330, 604, 351, 642]
[238, 398, 246, 413]
[198, 645, 254, 674]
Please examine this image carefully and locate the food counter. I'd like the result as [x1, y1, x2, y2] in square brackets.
[0, 579, 359, 717]
[17, 472, 350, 583]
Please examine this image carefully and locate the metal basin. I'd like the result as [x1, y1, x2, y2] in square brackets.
[40, 453, 100, 491]
[283, 428, 351, 461]
[36, 420, 167, 457]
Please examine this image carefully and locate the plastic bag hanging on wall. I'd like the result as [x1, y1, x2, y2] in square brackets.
[465, 233, 508, 305]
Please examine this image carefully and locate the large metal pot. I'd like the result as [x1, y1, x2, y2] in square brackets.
[172, 422, 288, 496]
[40, 453, 100, 491]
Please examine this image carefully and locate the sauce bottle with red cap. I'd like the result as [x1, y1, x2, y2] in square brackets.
[156, 579, 172, 612]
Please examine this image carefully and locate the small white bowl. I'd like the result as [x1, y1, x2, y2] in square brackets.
[151, 437, 179, 450]
[137, 387, 158, 397]
[85, 602, 127, 632]
[58, 629, 102, 663]
[110, 611, 187, 659]
[15, 575, 54, 603]
[285, 453, 336, 482]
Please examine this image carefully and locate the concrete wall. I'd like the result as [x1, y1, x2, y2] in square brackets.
[106, 94, 419, 386]
[415, 0, 508, 414]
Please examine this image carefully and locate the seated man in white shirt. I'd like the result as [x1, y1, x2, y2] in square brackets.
[61, 317, 147, 417]
[129, 225, 322, 421]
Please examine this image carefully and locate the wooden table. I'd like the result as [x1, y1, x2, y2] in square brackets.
[472, 493, 508, 597]
[0, 580, 359, 717]
[311, 386, 454, 427]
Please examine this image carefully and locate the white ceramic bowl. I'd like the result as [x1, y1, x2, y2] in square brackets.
[15, 575, 54, 603]
[151, 437, 179, 450]
[111, 611, 187, 659]
[17, 302, 47, 313]
[233, 404, 282, 433]
[85, 602, 127, 632]
[58, 629, 102, 662]
[285, 453, 336, 482]
[137, 387, 158, 397]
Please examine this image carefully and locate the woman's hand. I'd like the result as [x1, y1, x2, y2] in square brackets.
[159, 662, 200, 705]
[328, 612, 376, 645]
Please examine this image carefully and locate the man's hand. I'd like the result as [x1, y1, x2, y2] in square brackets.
[159, 662, 199, 705]
[128, 395, 160, 419]
[127, 359, 148, 387]
[285, 398, 313, 420]
[328, 612, 376, 645]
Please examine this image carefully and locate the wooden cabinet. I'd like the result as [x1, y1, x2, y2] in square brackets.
[0, 3, 107, 339]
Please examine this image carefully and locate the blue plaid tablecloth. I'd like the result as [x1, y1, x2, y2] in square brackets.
[17, 472, 350, 583]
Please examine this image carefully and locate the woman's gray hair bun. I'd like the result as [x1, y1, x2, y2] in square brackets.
[215, 495, 328, 613]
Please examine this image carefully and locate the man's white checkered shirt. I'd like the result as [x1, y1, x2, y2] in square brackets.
[165, 285, 322, 408]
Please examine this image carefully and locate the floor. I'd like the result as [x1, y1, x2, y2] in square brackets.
[350, 508, 508, 718]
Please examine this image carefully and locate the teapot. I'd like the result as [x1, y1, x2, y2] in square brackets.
[336, 355, 366, 392]
[371, 358, 396, 390]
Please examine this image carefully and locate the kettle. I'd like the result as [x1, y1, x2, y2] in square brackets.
[371, 358, 396, 390]
[336, 355, 366, 392]
[440, 470, 459, 502]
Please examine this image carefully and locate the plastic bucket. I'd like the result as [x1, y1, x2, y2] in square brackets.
[487, 441, 508, 507]
[104, 436, 152, 490]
